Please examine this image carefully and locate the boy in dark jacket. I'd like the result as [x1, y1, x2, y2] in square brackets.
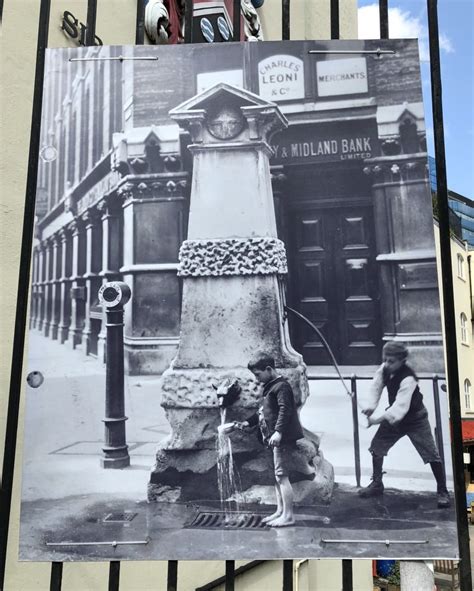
[358, 341, 450, 508]
[232, 352, 304, 527]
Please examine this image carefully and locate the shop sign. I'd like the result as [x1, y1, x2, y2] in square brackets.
[316, 58, 367, 97]
[197, 70, 243, 94]
[61, 11, 103, 46]
[271, 118, 378, 164]
[258, 55, 304, 101]
[76, 171, 120, 215]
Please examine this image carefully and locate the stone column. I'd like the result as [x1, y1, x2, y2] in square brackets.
[37, 246, 45, 331]
[50, 234, 60, 340]
[97, 197, 122, 363]
[148, 84, 334, 505]
[364, 129, 443, 372]
[58, 227, 70, 343]
[68, 218, 85, 349]
[42, 239, 52, 337]
[81, 210, 100, 355]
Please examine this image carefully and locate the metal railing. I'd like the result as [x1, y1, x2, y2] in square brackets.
[0, 1, 471, 591]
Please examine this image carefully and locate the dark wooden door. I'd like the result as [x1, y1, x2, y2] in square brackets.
[287, 201, 381, 365]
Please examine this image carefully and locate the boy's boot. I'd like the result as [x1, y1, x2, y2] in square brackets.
[358, 455, 384, 498]
[430, 461, 450, 508]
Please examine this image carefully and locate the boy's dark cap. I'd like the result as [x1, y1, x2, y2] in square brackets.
[383, 341, 408, 358]
[248, 352, 276, 371]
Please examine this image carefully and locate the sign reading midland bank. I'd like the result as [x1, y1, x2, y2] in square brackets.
[271, 118, 379, 165]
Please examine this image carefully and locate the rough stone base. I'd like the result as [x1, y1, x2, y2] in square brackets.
[148, 431, 334, 505]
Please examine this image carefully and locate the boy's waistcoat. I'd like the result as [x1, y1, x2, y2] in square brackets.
[383, 363, 424, 419]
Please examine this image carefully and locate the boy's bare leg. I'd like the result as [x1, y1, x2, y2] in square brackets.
[262, 483, 283, 523]
[269, 477, 295, 527]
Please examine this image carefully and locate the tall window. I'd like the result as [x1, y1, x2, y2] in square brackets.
[465, 379, 472, 411]
[460, 313, 468, 344]
[457, 253, 465, 279]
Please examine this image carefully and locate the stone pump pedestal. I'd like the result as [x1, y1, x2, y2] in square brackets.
[148, 84, 334, 505]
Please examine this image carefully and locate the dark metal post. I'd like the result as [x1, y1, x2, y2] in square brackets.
[184, 0, 193, 43]
[49, 562, 63, 591]
[330, 0, 339, 40]
[232, 0, 241, 41]
[108, 561, 120, 591]
[342, 559, 353, 591]
[85, 0, 97, 46]
[282, 560, 293, 591]
[379, 0, 389, 39]
[282, 0, 290, 40]
[98, 282, 131, 469]
[427, 2, 472, 589]
[225, 561, 235, 591]
[167, 560, 178, 591]
[135, 0, 146, 44]
[351, 375, 361, 488]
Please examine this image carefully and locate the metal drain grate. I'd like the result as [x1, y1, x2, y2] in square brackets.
[103, 511, 137, 523]
[187, 511, 269, 530]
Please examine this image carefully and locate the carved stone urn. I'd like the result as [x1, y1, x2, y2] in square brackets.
[148, 84, 334, 505]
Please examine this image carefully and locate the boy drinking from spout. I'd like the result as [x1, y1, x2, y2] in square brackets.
[231, 352, 304, 527]
[358, 341, 450, 508]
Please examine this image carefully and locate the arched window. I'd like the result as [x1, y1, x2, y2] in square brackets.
[465, 379, 472, 410]
[457, 253, 465, 279]
[460, 313, 468, 344]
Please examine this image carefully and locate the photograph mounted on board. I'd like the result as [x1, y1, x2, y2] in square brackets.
[19, 39, 458, 562]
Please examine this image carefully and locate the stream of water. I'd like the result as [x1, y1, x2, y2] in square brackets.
[216, 408, 243, 521]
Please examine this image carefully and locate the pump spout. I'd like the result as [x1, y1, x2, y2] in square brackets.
[213, 378, 242, 408]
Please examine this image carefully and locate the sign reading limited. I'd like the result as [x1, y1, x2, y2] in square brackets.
[271, 118, 379, 164]
[258, 55, 304, 101]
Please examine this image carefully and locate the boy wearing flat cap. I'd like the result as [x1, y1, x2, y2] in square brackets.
[358, 341, 450, 508]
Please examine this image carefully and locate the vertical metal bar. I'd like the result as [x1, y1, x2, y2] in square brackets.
[50, 562, 63, 591]
[351, 375, 361, 488]
[330, 0, 339, 40]
[282, 560, 293, 591]
[427, 2, 472, 589]
[135, 0, 146, 44]
[184, 0, 193, 43]
[108, 561, 120, 591]
[86, 0, 98, 46]
[379, 0, 389, 39]
[432, 375, 446, 469]
[225, 560, 235, 591]
[281, 0, 290, 41]
[342, 559, 353, 591]
[168, 560, 178, 591]
[0, 1, 51, 588]
[232, 0, 241, 41]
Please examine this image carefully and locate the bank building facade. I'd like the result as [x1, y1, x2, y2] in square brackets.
[30, 40, 443, 375]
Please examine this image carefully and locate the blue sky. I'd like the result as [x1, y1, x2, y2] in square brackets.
[358, 0, 473, 198]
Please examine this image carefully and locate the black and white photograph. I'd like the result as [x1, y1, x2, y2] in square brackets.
[20, 39, 458, 562]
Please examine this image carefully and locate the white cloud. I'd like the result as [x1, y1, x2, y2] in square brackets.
[358, 4, 454, 62]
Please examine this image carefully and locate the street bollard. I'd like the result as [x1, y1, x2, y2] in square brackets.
[98, 281, 132, 469]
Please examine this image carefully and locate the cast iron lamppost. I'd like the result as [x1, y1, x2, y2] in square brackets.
[98, 281, 131, 469]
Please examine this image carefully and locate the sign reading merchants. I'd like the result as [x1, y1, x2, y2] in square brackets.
[317, 58, 368, 97]
[258, 55, 304, 101]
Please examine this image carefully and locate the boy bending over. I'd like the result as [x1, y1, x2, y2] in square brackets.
[358, 341, 449, 508]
